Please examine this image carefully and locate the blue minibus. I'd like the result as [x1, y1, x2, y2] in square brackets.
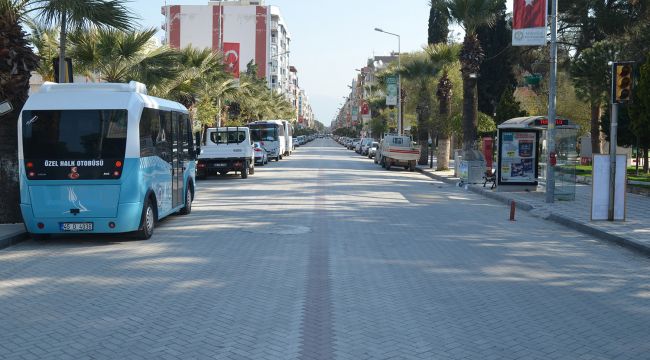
[18, 81, 196, 239]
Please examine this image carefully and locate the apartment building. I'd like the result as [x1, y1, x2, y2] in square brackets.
[162, 0, 291, 95]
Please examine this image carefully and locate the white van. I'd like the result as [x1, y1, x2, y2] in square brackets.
[378, 134, 420, 171]
[249, 120, 286, 161]
[282, 120, 293, 156]
[196, 127, 254, 179]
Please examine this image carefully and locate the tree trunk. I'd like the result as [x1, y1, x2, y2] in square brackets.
[418, 106, 430, 166]
[462, 77, 478, 152]
[59, 11, 67, 83]
[644, 147, 649, 174]
[437, 135, 451, 170]
[590, 102, 601, 155]
[636, 136, 640, 176]
[0, 115, 21, 223]
[0, 12, 39, 223]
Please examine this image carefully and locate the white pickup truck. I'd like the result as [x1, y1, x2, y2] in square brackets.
[196, 127, 255, 179]
[377, 134, 420, 171]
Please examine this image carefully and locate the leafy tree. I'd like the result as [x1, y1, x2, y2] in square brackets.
[439, 0, 500, 153]
[494, 86, 527, 125]
[370, 115, 387, 138]
[569, 40, 620, 154]
[558, 0, 646, 55]
[476, 1, 515, 117]
[428, 1, 448, 44]
[629, 57, 650, 173]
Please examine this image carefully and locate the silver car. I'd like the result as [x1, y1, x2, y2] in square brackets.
[367, 141, 379, 158]
[253, 142, 268, 165]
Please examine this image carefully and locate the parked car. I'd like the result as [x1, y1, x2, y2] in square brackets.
[253, 142, 268, 165]
[292, 136, 300, 148]
[348, 138, 360, 150]
[359, 138, 375, 155]
[368, 141, 379, 158]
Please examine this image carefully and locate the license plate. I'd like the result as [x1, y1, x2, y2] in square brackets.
[213, 163, 227, 167]
[60, 222, 94, 232]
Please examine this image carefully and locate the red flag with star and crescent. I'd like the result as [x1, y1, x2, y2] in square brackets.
[223, 42, 240, 79]
[513, 0, 546, 29]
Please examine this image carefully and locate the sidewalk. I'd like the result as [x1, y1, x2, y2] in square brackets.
[0, 223, 28, 250]
[417, 161, 650, 257]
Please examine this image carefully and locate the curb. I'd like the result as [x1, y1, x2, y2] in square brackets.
[415, 167, 650, 257]
[0, 228, 29, 251]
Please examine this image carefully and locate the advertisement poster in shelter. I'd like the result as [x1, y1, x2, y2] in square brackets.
[500, 131, 537, 183]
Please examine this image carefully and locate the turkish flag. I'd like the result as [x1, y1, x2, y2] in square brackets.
[361, 102, 370, 115]
[223, 42, 240, 79]
[513, 0, 546, 29]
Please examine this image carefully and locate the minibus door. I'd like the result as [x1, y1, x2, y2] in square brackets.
[171, 113, 183, 208]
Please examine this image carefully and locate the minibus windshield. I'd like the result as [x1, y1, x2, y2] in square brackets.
[22, 109, 128, 180]
[250, 125, 278, 142]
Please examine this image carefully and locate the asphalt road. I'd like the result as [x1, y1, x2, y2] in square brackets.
[1, 138, 649, 360]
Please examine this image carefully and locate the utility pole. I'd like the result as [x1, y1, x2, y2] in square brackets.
[397, 35, 402, 135]
[609, 100, 618, 220]
[374, 28, 401, 134]
[545, 0, 558, 204]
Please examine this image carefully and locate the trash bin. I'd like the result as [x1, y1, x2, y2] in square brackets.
[453, 150, 463, 177]
[458, 150, 486, 186]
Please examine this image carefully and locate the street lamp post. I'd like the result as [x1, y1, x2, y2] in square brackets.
[374, 27, 401, 134]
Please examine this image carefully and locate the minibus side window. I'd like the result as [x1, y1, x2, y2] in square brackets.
[159, 111, 172, 163]
[139, 108, 160, 157]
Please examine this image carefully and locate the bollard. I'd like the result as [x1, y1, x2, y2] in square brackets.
[509, 201, 516, 221]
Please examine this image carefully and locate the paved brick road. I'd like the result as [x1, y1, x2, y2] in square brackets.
[1, 138, 649, 359]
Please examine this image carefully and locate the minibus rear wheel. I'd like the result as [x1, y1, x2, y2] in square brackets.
[136, 198, 156, 240]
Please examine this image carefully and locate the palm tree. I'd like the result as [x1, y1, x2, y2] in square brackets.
[439, 0, 499, 153]
[0, 0, 40, 223]
[28, 22, 59, 81]
[32, 0, 135, 83]
[154, 47, 224, 107]
[427, 43, 460, 170]
[69, 28, 180, 86]
[398, 51, 443, 165]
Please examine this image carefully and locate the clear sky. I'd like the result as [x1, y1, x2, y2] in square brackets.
[133, 0, 433, 127]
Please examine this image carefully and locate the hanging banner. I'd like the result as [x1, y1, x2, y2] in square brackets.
[512, 0, 547, 46]
[223, 42, 240, 79]
[361, 101, 371, 122]
[386, 75, 398, 106]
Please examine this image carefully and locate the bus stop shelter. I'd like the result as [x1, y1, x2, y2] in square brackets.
[497, 116, 579, 198]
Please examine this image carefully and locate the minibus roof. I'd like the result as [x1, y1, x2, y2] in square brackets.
[25, 81, 187, 113]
